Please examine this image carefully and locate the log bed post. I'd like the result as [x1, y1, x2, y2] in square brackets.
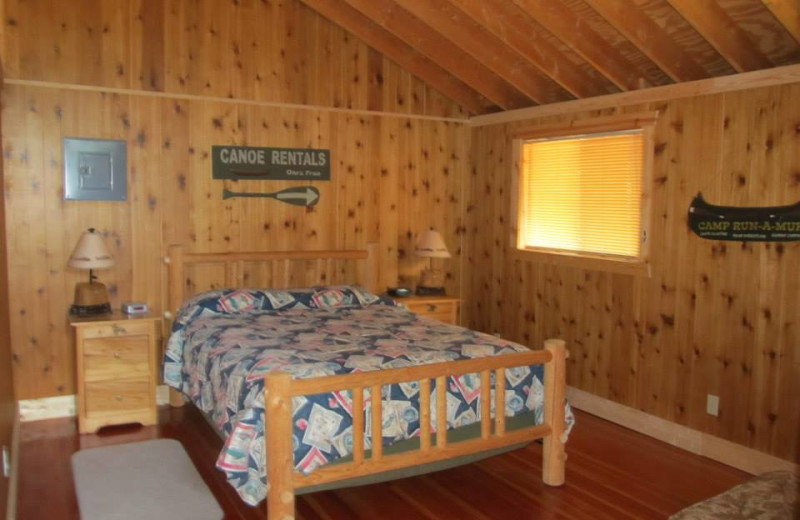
[166, 244, 186, 407]
[362, 243, 378, 293]
[265, 372, 296, 520]
[542, 339, 567, 486]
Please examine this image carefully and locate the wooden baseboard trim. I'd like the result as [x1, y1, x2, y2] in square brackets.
[19, 387, 171, 422]
[6, 402, 19, 520]
[567, 386, 799, 476]
[18, 395, 76, 422]
[156, 385, 170, 407]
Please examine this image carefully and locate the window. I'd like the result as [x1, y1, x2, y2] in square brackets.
[513, 113, 656, 274]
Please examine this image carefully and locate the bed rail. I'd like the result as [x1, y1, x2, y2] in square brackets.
[264, 339, 568, 520]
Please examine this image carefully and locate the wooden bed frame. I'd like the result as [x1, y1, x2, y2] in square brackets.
[164, 244, 568, 520]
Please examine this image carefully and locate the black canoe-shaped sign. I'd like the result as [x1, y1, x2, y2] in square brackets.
[222, 186, 320, 207]
[688, 193, 800, 242]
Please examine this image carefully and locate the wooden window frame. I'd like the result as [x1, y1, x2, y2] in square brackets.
[510, 112, 658, 277]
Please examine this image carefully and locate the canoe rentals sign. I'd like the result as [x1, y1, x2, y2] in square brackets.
[212, 145, 330, 181]
[689, 193, 800, 242]
[222, 186, 320, 207]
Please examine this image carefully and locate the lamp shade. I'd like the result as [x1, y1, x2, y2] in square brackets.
[415, 228, 451, 258]
[67, 228, 115, 270]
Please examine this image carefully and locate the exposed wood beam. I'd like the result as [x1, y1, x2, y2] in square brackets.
[583, 0, 710, 82]
[340, 0, 532, 110]
[398, 0, 570, 104]
[446, 0, 613, 99]
[6, 78, 471, 124]
[470, 63, 800, 127]
[762, 0, 800, 45]
[299, 0, 493, 114]
[510, 0, 641, 91]
[667, 0, 774, 72]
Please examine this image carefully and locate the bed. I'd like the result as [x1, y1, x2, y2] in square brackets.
[163, 244, 570, 520]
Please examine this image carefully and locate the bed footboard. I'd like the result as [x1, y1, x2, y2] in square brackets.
[264, 339, 568, 520]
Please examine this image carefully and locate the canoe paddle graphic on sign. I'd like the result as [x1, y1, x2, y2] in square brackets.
[222, 186, 320, 207]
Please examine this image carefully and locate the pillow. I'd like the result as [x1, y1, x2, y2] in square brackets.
[172, 286, 394, 331]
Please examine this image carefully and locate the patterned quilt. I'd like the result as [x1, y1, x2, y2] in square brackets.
[164, 286, 573, 506]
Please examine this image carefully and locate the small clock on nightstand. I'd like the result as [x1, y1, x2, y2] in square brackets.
[70, 312, 161, 434]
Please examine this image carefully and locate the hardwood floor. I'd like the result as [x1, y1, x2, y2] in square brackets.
[17, 407, 748, 519]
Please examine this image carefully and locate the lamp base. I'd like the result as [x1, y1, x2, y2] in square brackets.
[72, 281, 111, 315]
[418, 268, 446, 295]
[419, 268, 445, 288]
[70, 303, 112, 316]
[416, 285, 446, 296]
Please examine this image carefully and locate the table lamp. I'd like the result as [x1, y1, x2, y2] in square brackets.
[415, 228, 451, 295]
[68, 228, 114, 315]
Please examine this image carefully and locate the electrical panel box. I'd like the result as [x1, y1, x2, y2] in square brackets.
[64, 137, 127, 201]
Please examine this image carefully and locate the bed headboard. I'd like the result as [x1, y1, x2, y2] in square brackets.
[163, 244, 378, 321]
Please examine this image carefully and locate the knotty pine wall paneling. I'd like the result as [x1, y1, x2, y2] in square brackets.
[0, 0, 471, 401]
[2, 85, 469, 401]
[0, 74, 16, 518]
[1, 0, 467, 118]
[466, 83, 800, 464]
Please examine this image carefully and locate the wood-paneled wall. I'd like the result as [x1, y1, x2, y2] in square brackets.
[0, 0, 466, 118]
[0, 0, 470, 400]
[0, 74, 16, 520]
[4, 0, 796, 471]
[465, 83, 800, 464]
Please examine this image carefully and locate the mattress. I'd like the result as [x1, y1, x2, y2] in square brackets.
[164, 286, 574, 505]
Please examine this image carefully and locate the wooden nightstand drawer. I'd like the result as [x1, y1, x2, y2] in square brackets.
[72, 313, 161, 433]
[83, 336, 151, 382]
[406, 300, 455, 319]
[402, 296, 461, 325]
[85, 379, 152, 414]
[421, 308, 456, 323]
[78, 320, 154, 340]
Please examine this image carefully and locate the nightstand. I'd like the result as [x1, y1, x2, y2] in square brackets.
[71, 313, 160, 434]
[401, 295, 461, 325]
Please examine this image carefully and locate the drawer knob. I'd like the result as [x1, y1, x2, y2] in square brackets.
[112, 324, 127, 335]
[113, 351, 121, 359]
[114, 395, 123, 402]
[427, 304, 437, 312]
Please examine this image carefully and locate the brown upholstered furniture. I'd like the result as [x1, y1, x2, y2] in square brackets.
[669, 471, 798, 520]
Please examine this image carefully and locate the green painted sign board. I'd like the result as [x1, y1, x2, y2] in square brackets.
[212, 145, 330, 181]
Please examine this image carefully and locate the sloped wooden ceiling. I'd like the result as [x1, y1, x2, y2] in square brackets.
[301, 0, 800, 115]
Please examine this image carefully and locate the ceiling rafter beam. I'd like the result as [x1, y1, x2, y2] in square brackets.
[340, 0, 532, 110]
[510, 0, 642, 91]
[667, 0, 774, 72]
[446, 0, 613, 98]
[583, 0, 710, 82]
[397, 0, 570, 104]
[471, 63, 800, 127]
[762, 0, 800, 44]
[299, 0, 493, 114]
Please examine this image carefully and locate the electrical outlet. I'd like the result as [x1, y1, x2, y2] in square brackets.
[706, 394, 720, 417]
[2, 445, 9, 478]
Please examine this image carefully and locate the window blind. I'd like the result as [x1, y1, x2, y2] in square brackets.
[520, 131, 644, 258]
